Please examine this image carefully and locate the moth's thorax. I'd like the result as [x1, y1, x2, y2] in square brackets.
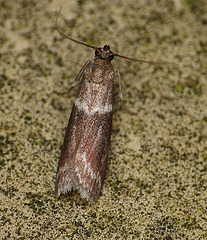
[76, 59, 114, 96]
[74, 59, 114, 116]
[91, 59, 114, 86]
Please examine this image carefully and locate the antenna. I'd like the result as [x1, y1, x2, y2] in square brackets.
[55, 7, 178, 67]
[55, 7, 97, 51]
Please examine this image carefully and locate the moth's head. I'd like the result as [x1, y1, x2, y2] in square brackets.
[95, 45, 114, 61]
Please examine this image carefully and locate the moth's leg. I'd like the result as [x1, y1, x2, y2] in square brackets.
[50, 60, 91, 96]
[115, 70, 123, 100]
[72, 60, 91, 87]
[115, 71, 137, 115]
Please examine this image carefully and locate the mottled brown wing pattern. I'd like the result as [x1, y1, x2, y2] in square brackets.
[55, 59, 114, 204]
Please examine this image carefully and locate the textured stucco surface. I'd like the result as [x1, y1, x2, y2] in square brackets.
[1, 0, 207, 239]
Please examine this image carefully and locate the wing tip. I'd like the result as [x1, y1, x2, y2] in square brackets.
[55, 171, 100, 204]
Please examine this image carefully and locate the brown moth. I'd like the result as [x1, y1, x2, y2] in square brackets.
[54, 7, 177, 204]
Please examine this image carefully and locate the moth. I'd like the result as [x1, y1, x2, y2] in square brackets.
[54, 8, 177, 204]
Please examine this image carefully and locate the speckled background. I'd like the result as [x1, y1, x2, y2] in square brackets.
[1, 0, 207, 239]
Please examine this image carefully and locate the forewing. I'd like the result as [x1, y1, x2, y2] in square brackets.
[74, 112, 112, 204]
[55, 60, 114, 204]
